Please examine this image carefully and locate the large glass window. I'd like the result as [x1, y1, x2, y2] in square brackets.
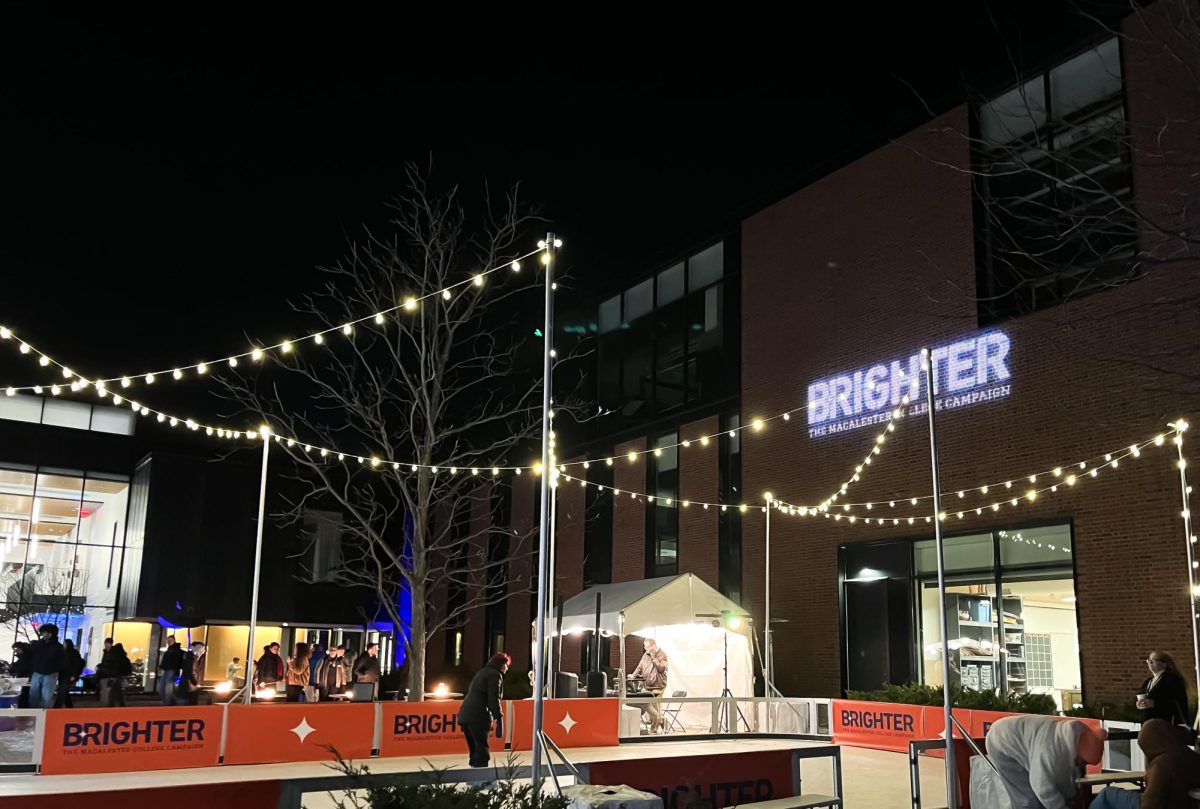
[593, 240, 737, 429]
[0, 393, 135, 436]
[974, 38, 1134, 323]
[0, 465, 130, 675]
[915, 524, 1078, 709]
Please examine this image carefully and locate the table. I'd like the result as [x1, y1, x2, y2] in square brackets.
[1076, 771, 1146, 789]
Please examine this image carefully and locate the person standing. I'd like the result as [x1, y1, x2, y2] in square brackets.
[27, 624, 65, 709]
[309, 642, 325, 683]
[459, 653, 509, 768]
[353, 642, 381, 693]
[96, 639, 132, 707]
[1136, 651, 1190, 727]
[315, 645, 347, 700]
[226, 657, 243, 686]
[254, 642, 284, 693]
[9, 643, 31, 709]
[286, 642, 310, 702]
[631, 638, 669, 732]
[55, 639, 84, 708]
[157, 634, 184, 706]
[178, 641, 207, 705]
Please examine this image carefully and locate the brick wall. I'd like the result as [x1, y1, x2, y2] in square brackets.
[556, 458, 587, 674]
[612, 438, 648, 668]
[679, 416, 720, 588]
[505, 473, 537, 672]
[740, 27, 1200, 706]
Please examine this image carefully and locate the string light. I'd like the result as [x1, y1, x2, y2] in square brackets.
[0, 246, 545, 394]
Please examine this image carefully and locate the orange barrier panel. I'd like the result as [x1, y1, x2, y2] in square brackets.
[588, 749, 794, 809]
[509, 698, 618, 751]
[831, 699, 927, 752]
[379, 700, 506, 758]
[40, 706, 224, 775]
[223, 703, 374, 765]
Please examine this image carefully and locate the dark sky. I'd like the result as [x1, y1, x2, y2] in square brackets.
[0, 5, 1116, 417]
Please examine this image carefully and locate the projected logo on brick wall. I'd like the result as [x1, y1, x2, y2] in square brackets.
[806, 331, 1012, 438]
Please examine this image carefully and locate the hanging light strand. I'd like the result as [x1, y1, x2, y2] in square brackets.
[0, 246, 544, 393]
[771, 424, 1184, 524]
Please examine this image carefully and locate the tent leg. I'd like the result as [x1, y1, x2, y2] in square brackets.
[618, 634, 626, 698]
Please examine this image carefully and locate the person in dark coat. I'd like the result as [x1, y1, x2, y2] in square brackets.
[157, 635, 184, 705]
[353, 643, 381, 684]
[27, 624, 65, 709]
[458, 653, 509, 768]
[178, 642, 206, 706]
[254, 643, 284, 692]
[9, 642, 31, 708]
[309, 643, 326, 683]
[55, 639, 84, 708]
[1137, 651, 1191, 727]
[1090, 719, 1200, 809]
[96, 639, 132, 707]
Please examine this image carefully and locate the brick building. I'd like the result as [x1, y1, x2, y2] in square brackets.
[443, 3, 1199, 707]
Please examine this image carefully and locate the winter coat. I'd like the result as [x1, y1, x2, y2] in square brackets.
[315, 655, 346, 693]
[1138, 718, 1200, 809]
[255, 650, 284, 684]
[27, 638, 65, 676]
[159, 643, 184, 672]
[459, 662, 504, 724]
[180, 650, 205, 691]
[287, 656, 311, 687]
[62, 648, 84, 680]
[96, 648, 132, 680]
[9, 650, 31, 678]
[309, 647, 326, 681]
[352, 652, 380, 684]
[632, 648, 669, 690]
[986, 715, 1087, 809]
[1138, 668, 1191, 726]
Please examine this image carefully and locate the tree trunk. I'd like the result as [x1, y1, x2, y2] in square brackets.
[408, 586, 426, 703]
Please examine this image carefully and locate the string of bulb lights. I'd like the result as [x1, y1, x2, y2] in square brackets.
[0, 245, 550, 395]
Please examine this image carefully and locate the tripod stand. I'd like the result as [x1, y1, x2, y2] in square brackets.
[700, 611, 751, 734]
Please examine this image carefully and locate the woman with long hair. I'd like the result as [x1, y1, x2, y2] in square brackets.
[1136, 650, 1190, 726]
[286, 642, 311, 702]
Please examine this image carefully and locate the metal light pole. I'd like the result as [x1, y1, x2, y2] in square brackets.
[245, 427, 271, 704]
[546, 477, 558, 696]
[1173, 422, 1200, 706]
[764, 494, 773, 700]
[923, 348, 957, 809]
[531, 234, 557, 783]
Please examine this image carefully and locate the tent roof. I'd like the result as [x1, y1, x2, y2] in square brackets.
[559, 573, 747, 637]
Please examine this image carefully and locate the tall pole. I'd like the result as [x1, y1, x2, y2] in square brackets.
[245, 428, 271, 704]
[531, 234, 556, 783]
[1173, 422, 1200, 708]
[764, 495, 773, 699]
[923, 348, 956, 809]
[547, 481, 558, 696]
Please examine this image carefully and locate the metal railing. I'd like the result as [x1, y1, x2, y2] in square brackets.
[0, 709, 44, 769]
[617, 696, 832, 738]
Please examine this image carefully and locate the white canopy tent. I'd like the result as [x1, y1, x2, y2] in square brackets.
[559, 573, 754, 722]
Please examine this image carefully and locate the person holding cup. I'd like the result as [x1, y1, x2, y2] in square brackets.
[1136, 651, 1190, 726]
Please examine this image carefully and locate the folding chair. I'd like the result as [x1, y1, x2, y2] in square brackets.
[661, 690, 687, 733]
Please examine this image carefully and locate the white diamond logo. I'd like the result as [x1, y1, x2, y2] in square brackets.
[557, 711, 577, 735]
[290, 717, 317, 743]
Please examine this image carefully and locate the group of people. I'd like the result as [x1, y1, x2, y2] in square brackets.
[251, 640, 381, 702]
[151, 635, 208, 707]
[7, 624, 84, 708]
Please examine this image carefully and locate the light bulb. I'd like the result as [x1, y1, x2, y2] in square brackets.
[1005, 481, 1012, 489]
[1028, 474, 1036, 483]
[701, 436, 710, 446]
[157, 413, 165, 423]
[37, 355, 49, 367]
[314, 333, 325, 346]
[1066, 474, 1076, 486]
[229, 357, 238, 368]
[605, 458, 613, 466]
[783, 413, 791, 421]
[4, 388, 13, 397]
[1089, 468, 1098, 477]
[50, 385, 60, 396]
[403, 297, 417, 311]
[145, 373, 155, 384]
[374, 313, 385, 325]
[62, 367, 72, 379]
[251, 348, 264, 361]
[627, 451, 637, 462]
[280, 341, 292, 353]
[344, 324, 354, 335]
[910, 498, 918, 505]
[554, 238, 563, 248]
[541, 253, 550, 266]
[33, 386, 42, 394]
[681, 440, 690, 448]
[1053, 467, 1062, 477]
[957, 491, 964, 498]
[0, 327, 8, 339]
[537, 240, 546, 249]
[173, 369, 183, 380]
[473, 274, 484, 286]
[206, 427, 213, 436]
[981, 485, 989, 494]
[197, 363, 208, 374]
[511, 261, 521, 272]
[319, 448, 327, 457]
[1026, 490, 1037, 502]
[1010, 498, 1018, 506]
[752, 419, 764, 432]
[492, 467, 499, 476]
[18, 343, 30, 354]
[1155, 434, 1165, 446]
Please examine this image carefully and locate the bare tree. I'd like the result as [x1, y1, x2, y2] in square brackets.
[222, 167, 551, 700]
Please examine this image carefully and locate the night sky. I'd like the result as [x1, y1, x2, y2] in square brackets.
[0, 5, 1116, 428]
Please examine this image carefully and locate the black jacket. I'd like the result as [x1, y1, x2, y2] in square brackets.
[159, 643, 184, 672]
[62, 648, 84, 680]
[180, 651, 205, 690]
[353, 652, 381, 684]
[8, 651, 31, 678]
[255, 650, 284, 684]
[1140, 669, 1191, 726]
[27, 638, 65, 676]
[96, 648, 132, 679]
[458, 663, 504, 724]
